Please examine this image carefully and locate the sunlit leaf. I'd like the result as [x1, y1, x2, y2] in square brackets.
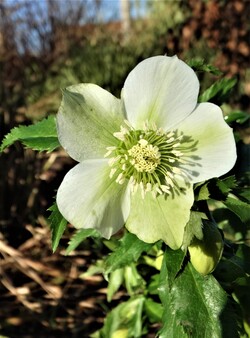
[98, 297, 145, 338]
[144, 298, 163, 323]
[104, 233, 153, 275]
[158, 251, 238, 338]
[107, 269, 124, 302]
[198, 78, 237, 104]
[0, 115, 60, 152]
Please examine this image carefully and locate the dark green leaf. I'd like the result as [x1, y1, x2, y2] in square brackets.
[164, 248, 185, 287]
[65, 228, 100, 255]
[48, 203, 67, 252]
[0, 115, 60, 152]
[216, 176, 237, 195]
[104, 233, 153, 274]
[159, 253, 238, 338]
[214, 257, 246, 284]
[224, 197, 250, 223]
[187, 59, 223, 76]
[198, 77, 237, 104]
[208, 176, 237, 200]
[224, 111, 250, 125]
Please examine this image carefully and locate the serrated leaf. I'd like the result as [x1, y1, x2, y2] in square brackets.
[104, 233, 153, 275]
[182, 211, 206, 249]
[48, 203, 67, 252]
[224, 197, 250, 223]
[98, 296, 145, 338]
[216, 176, 237, 195]
[198, 77, 237, 104]
[158, 251, 238, 338]
[196, 182, 210, 201]
[0, 115, 60, 152]
[65, 228, 100, 255]
[164, 248, 185, 287]
[187, 59, 223, 76]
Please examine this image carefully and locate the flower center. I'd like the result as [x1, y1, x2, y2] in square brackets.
[105, 120, 197, 197]
[128, 139, 160, 173]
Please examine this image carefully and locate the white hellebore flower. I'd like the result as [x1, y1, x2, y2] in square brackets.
[56, 56, 236, 249]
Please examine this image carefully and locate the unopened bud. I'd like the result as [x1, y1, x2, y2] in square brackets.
[188, 221, 223, 275]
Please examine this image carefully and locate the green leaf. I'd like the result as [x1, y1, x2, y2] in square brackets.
[159, 251, 238, 338]
[65, 228, 100, 255]
[216, 176, 237, 195]
[164, 248, 185, 288]
[0, 115, 60, 152]
[104, 232, 153, 275]
[48, 203, 67, 252]
[124, 264, 145, 296]
[224, 110, 250, 125]
[144, 298, 163, 323]
[98, 296, 145, 338]
[224, 197, 250, 223]
[208, 176, 237, 201]
[187, 59, 223, 76]
[198, 77, 237, 104]
[195, 182, 210, 201]
[182, 211, 205, 249]
[107, 268, 124, 302]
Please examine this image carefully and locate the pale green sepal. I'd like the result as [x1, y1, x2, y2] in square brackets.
[57, 84, 125, 162]
[125, 183, 194, 249]
[56, 159, 130, 238]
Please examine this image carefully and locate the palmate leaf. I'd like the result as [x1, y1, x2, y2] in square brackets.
[104, 232, 153, 275]
[158, 250, 238, 338]
[0, 115, 60, 152]
[48, 203, 67, 252]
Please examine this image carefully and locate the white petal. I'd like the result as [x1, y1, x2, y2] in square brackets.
[123, 55, 199, 130]
[56, 159, 130, 238]
[126, 183, 194, 249]
[57, 84, 125, 162]
[177, 103, 237, 182]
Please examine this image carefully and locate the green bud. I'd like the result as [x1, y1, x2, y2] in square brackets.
[188, 221, 223, 275]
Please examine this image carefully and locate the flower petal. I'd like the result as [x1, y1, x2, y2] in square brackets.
[56, 159, 130, 238]
[177, 103, 237, 182]
[125, 184, 194, 249]
[57, 84, 125, 162]
[123, 55, 199, 130]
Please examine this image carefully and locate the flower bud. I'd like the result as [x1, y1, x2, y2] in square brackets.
[188, 221, 223, 275]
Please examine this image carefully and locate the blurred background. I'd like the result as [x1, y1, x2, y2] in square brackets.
[0, 0, 250, 337]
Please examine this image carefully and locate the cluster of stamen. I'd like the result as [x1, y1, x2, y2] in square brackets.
[105, 120, 196, 198]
